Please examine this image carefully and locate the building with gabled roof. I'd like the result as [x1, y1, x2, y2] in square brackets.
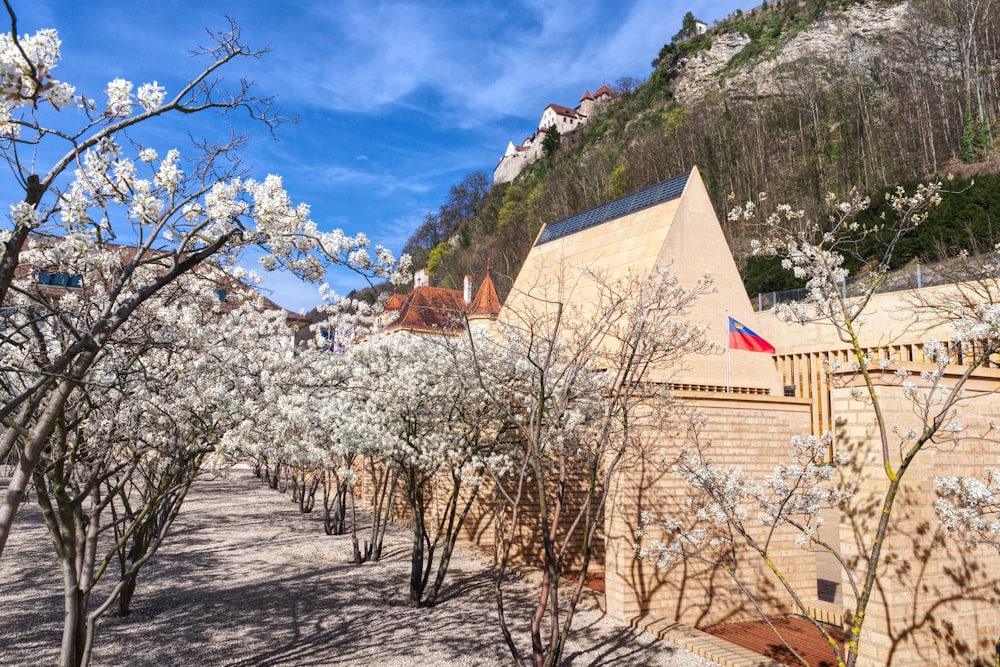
[578, 85, 616, 118]
[468, 265, 501, 316]
[494, 84, 618, 184]
[385, 285, 468, 335]
[492, 165, 1000, 666]
[466, 265, 502, 333]
[382, 268, 500, 336]
[501, 165, 810, 629]
[383, 292, 406, 312]
[593, 83, 615, 98]
[539, 103, 585, 135]
[507, 166, 781, 392]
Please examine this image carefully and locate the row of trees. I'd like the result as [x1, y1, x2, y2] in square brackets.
[246, 178, 1000, 667]
[14, 289, 299, 665]
[0, 7, 405, 666]
[234, 264, 716, 667]
[8, 4, 1000, 667]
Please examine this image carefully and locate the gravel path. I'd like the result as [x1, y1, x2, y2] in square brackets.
[1, 466, 718, 666]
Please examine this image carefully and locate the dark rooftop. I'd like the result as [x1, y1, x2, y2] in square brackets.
[535, 171, 689, 245]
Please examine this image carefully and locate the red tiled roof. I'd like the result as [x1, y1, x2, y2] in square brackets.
[384, 293, 406, 311]
[580, 89, 594, 101]
[469, 272, 501, 319]
[545, 103, 581, 118]
[593, 84, 616, 98]
[386, 286, 467, 334]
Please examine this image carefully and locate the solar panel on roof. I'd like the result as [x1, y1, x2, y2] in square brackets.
[536, 171, 690, 245]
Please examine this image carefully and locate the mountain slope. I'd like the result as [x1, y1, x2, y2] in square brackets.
[386, 0, 1000, 303]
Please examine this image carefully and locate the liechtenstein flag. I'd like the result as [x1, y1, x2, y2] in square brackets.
[728, 316, 775, 354]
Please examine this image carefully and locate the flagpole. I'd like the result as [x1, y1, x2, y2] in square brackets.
[725, 312, 731, 393]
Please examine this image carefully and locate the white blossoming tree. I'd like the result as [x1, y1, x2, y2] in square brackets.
[236, 354, 340, 510]
[927, 247, 1000, 559]
[24, 270, 288, 667]
[472, 268, 716, 667]
[937, 469, 1000, 551]
[0, 6, 404, 557]
[220, 305, 360, 522]
[311, 301, 382, 535]
[334, 362, 400, 563]
[638, 181, 1000, 666]
[346, 331, 503, 606]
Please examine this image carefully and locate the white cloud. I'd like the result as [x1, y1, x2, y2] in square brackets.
[370, 209, 429, 250]
[253, 1, 654, 124]
[15, 0, 750, 309]
[258, 1, 449, 113]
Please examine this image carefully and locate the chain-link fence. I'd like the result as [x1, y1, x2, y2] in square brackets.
[751, 258, 1000, 311]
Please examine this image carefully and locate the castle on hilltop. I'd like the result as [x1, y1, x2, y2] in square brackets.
[493, 85, 617, 184]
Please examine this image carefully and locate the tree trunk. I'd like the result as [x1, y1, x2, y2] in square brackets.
[59, 580, 89, 667]
[266, 460, 280, 490]
[323, 470, 347, 535]
[117, 520, 153, 617]
[297, 469, 319, 513]
[406, 469, 431, 606]
[350, 461, 398, 564]
[424, 472, 481, 606]
[0, 363, 88, 557]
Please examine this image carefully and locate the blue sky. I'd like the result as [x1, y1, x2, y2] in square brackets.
[14, 0, 748, 312]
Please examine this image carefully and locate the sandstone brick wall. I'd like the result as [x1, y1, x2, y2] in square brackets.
[832, 363, 1000, 666]
[491, 455, 605, 571]
[353, 460, 497, 550]
[604, 392, 815, 627]
[348, 441, 606, 574]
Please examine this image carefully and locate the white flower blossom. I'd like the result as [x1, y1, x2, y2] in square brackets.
[136, 81, 165, 110]
[104, 77, 133, 117]
[154, 149, 182, 193]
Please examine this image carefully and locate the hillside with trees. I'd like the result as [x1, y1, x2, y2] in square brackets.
[372, 0, 1000, 303]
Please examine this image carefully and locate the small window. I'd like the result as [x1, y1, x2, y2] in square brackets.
[38, 271, 83, 288]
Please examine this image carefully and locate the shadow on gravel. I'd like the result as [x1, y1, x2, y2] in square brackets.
[2, 470, 708, 667]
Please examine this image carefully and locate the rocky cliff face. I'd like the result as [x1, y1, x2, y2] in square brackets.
[672, 2, 911, 103]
